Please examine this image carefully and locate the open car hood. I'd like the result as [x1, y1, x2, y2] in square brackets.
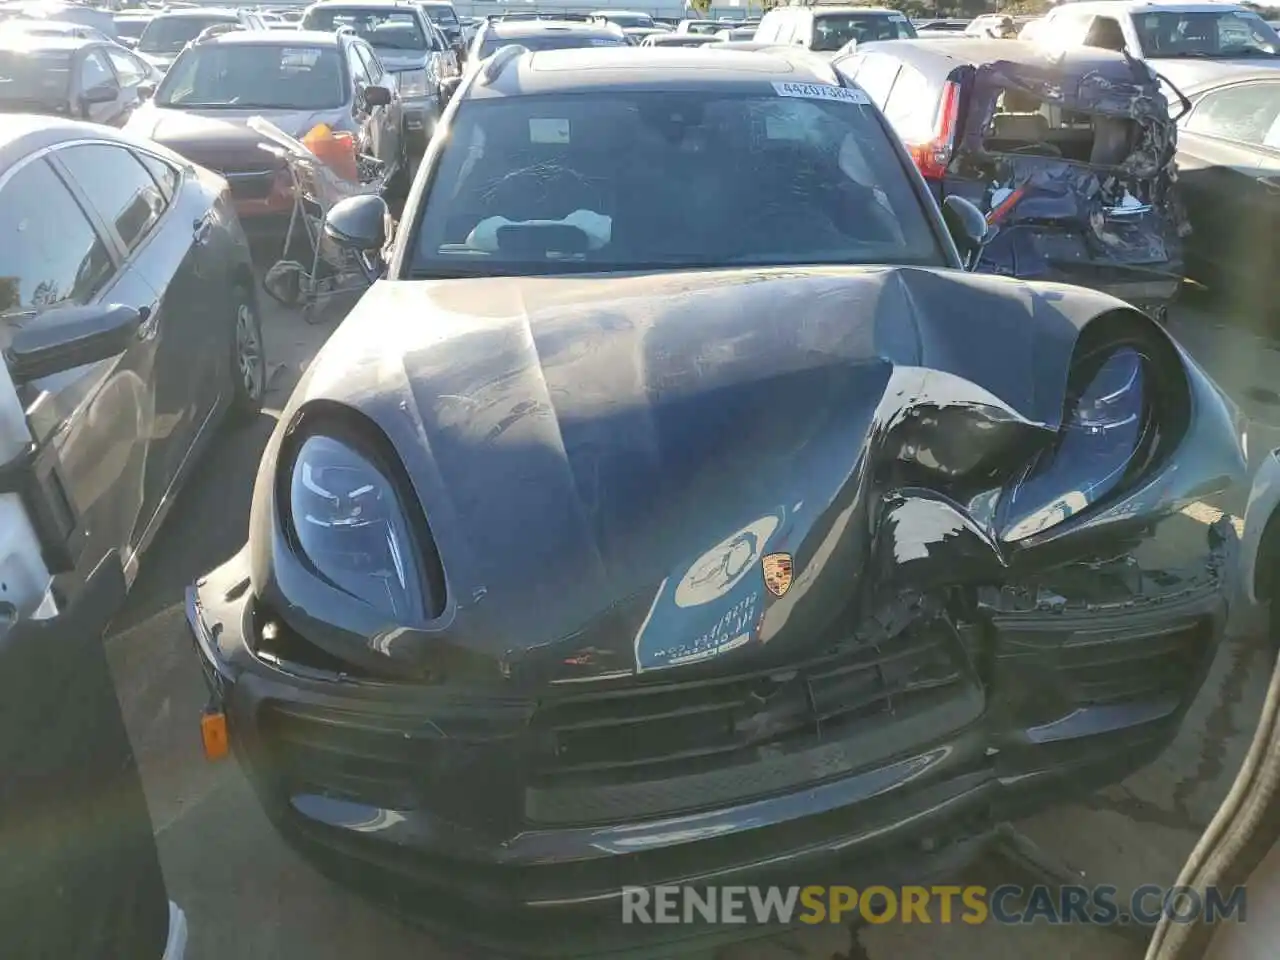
[247, 266, 1235, 683]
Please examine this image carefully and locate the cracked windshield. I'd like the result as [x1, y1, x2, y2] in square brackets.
[4, 0, 1280, 959]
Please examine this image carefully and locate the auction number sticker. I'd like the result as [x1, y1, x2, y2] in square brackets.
[773, 82, 869, 104]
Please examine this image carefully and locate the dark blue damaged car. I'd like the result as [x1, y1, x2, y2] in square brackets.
[186, 46, 1245, 956]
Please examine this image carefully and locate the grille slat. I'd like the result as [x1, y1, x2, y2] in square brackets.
[530, 626, 968, 796]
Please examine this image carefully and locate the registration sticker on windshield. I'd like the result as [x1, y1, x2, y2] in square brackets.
[529, 118, 570, 144]
[773, 82, 869, 104]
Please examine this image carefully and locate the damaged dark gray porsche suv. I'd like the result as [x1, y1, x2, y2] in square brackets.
[187, 46, 1245, 956]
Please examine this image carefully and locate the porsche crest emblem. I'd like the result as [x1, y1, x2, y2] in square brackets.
[762, 553, 793, 598]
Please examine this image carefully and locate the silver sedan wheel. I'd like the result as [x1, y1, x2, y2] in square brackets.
[235, 302, 264, 402]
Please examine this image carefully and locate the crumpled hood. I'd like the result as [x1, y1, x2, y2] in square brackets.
[255, 266, 1131, 682]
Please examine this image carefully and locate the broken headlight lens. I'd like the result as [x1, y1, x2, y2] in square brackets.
[289, 434, 426, 621]
[998, 348, 1146, 542]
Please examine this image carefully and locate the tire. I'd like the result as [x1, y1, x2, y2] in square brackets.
[229, 283, 266, 422]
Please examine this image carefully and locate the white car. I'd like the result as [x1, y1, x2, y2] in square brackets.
[1040, 0, 1280, 80]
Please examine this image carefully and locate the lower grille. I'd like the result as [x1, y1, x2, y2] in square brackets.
[1055, 619, 1210, 706]
[525, 623, 974, 823]
[258, 702, 436, 810]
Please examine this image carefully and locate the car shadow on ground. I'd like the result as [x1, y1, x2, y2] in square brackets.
[110, 410, 278, 638]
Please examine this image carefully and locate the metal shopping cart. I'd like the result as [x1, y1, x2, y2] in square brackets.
[251, 116, 387, 324]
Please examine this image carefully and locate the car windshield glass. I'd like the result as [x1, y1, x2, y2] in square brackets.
[812, 14, 916, 51]
[113, 17, 150, 38]
[156, 44, 345, 109]
[138, 15, 233, 53]
[424, 5, 458, 27]
[1133, 10, 1280, 57]
[0, 49, 70, 101]
[477, 32, 625, 58]
[303, 8, 427, 50]
[410, 90, 943, 277]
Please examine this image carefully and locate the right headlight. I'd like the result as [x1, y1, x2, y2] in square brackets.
[288, 433, 429, 621]
[997, 346, 1148, 542]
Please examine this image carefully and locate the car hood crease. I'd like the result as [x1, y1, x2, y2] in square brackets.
[271, 266, 1121, 680]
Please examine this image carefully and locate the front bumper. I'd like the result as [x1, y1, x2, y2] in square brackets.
[187, 521, 1234, 956]
[400, 94, 438, 154]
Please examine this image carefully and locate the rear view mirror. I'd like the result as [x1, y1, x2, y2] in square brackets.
[439, 76, 460, 105]
[362, 84, 392, 108]
[81, 82, 118, 105]
[137, 81, 155, 99]
[324, 194, 389, 252]
[941, 195, 991, 270]
[6, 304, 142, 383]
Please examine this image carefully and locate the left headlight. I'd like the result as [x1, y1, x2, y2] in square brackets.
[997, 347, 1148, 542]
[397, 68, 428, 98]
[288, 434, 428, 621]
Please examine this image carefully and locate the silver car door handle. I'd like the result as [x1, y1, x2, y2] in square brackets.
[193, 213, 213, 245]
[137, 303, 159, 340]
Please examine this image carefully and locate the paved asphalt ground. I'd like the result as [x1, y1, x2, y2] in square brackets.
[103, 285, 1280, 960]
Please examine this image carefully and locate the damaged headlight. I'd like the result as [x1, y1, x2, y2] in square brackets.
[288, 434, 427, 621]
[998, 347, 1146, 542]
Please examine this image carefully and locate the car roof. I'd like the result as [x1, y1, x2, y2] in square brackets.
[0, 32, 93, 51]
[148, 7, 241, 18]
[0, 115, 139, 175]
[857, 36, 1137, 72]
[467, 46, 841, 99]
[1175, 62, 1280, 94]
[1053, 0, 1254, 12]
[484, 20, 621, 38]
[770, 5, 900, 13]
[307, 0, 418, 7]
[200, 27, 340, 45]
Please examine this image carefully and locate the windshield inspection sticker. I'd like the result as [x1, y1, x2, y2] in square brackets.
[773, 82, 870, 104]
[529, 118, 570, 144]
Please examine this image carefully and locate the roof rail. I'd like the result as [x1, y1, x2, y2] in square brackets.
[480, 42, 524, 83]
[194, 21, 245, 41]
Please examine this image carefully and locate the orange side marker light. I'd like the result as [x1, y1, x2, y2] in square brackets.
[201, 709, 230, 762]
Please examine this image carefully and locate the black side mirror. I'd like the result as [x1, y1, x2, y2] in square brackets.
[136, 81, 155, 99]
[362, 84, 392, 108]
[81, 82, 119, 106]
[324, 194, 389, 252]
[941, 195, 990, 271]
[6, 304, 142, 383]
